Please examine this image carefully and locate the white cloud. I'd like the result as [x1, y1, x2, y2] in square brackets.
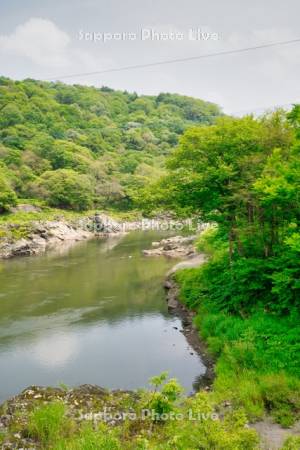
[0, 18, 71, 68]
[31, 332, 79, 368]
[0, 17, 114, 80]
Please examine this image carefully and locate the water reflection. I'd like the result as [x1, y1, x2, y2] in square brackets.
[0, 232, 206, 402]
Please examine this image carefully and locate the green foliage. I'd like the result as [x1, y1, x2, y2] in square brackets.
[0, 170, 17, 212]
[6, 381, 260, 450]
[176, 257, 300, 425]
[54, 423, 121, 450]
[28, 402, 73, 447]
[145, 372, 183, 421]
[31, 169, 93, 210]
[164, 107, 300, 314]
[174, 180, 300, 424]
[0, 78, 222, 211]
[282, 436, 300, 450]
[161, 406, 259, 450]
[177, 225, 300, 314]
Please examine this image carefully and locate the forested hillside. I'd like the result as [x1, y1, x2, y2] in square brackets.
[0, 77, 221, 212]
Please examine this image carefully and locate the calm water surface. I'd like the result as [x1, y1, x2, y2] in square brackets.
[0, 231, 206, 402]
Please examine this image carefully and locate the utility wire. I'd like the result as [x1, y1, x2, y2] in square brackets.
[46, 38, 300, 81]
[229, 100, 300, 117]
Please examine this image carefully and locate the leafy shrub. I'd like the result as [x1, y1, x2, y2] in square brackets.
[0, 172, 17, 212]
[32, 169, 93, 211]
[144, 372, 183, 421]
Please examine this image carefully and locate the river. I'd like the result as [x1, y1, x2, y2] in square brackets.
[0, 231, 206, 402]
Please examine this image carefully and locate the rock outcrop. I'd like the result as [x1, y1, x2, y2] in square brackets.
[0, 211, 138, 260]
[143, 235, 196, 258]
[0, 220, 93, 259]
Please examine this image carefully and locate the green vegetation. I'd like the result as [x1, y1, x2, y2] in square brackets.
[1, 376, 260, 449]
[176, 229, 300, 427]
[143, 107, 300, 314]
[0, 205, 90, 242]
[1, 75, 300, 447]
[158, 106, 300, 432]
[0, 77, 221, 211]
[0, 168, 17, 212]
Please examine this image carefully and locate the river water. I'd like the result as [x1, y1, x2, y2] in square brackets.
[0, 231, 206, 402]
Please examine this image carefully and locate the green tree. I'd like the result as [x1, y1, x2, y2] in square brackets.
[0, 172, 17, 212]
[33, 169, 93, 210]
[0, 77, 223, 209]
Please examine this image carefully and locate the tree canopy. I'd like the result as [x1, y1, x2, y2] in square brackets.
[0, 77, 222, 211]
[141, 107, 300, 313]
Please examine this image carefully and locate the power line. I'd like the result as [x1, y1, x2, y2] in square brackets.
[229, 100, 300, 117]
[46, 38, 300, 81]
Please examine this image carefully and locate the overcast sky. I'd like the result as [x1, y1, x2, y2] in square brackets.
[0, 0, 299, 114]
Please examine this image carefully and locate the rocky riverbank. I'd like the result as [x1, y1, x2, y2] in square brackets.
[163, 254, 214, 389]
[0, 207, 209, 260]
[142, 233, 213, 385]
[143, 232, 213, 383]
[0, 214, 124, 259]
[0, 221, 92, 259]
[0, 385, 141, 449]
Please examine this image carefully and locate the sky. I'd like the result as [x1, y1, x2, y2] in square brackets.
[0, 0, 299, 114]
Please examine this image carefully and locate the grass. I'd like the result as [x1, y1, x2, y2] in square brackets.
[28, 403, 121, 449]
[2, 373, 296, 449]
[28, 402, 73, 447]
[175, 256, 300, 427]
[54, 424, 122, 450]
[281, 436, 300, 449]
[10, 394, 260, 449]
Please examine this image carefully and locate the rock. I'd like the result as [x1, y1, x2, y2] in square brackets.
[143, 235, 197, 258]
[151, 241, 160, 247]
[73, 384, 107, 397]
[168, 254, 206, 275]
[163, 280, 172, 289]
[89, 214, 122, 234]
[0, 219, 94, 259]
[10, 204, 41, 213]
[167, 292, 179, 310]
[11, 239, 32, 257]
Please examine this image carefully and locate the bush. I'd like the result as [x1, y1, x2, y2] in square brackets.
[176, 253, 300, 424]
[0, 172, 17, 212]
[282, 436, 300, 450]
[32, 169, 93, 211]
[5, 379, 260, 450]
